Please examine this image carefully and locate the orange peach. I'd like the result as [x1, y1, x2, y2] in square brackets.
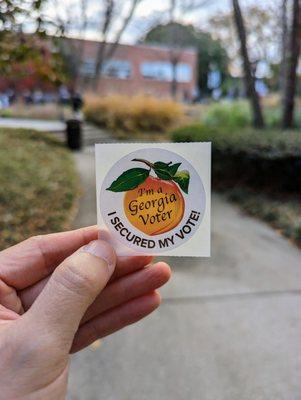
[124, 176, 184, 236]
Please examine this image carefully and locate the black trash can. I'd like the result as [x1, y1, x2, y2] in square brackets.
[66, 119, 82, 150]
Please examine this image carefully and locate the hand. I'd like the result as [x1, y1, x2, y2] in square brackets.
[0, 226, 171, 399]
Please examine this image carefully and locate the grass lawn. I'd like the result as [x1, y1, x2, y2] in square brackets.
[0, 128, 80, 250]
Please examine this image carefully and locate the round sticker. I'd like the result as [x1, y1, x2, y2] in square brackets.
[100, 148, 206, 254]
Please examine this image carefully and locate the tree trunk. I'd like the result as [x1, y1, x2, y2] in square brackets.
[101, 0, 141, 72]
[91, 0, 114, 90]
[74, 0, 89, 91]
[171, 58, 178, 99]
[168, 0, 181, 99]
[91, 0, 141, 92]
[280, 0, 288, 98]
[92, 41, 107, 89]
[282, 0, 301, 128]
[232, 0, 265, 129]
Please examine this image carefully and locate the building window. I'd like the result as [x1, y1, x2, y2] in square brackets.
[81, 58, 132, 79]
[176, 63, 192, 83]
[102, 59, 132, 79]
[140, 61, 192, 83]
[81, 59, 95, 76]
[141, 61, 171, 81]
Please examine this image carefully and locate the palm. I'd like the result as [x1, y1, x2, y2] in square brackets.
[0, 226, 170, 397]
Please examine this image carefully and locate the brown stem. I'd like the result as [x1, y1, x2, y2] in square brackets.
[132, 158, 154, 169]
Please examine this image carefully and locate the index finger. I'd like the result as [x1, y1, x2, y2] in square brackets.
[19, 254, 154, 311]
[0, 226, 98, 289]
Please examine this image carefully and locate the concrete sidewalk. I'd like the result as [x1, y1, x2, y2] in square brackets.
[0, 117, 113, 146]
[0, 117, 65, 132]
[69, 146, 301, 400]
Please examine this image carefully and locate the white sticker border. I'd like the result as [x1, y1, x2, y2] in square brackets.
[96, 142, 211, 257]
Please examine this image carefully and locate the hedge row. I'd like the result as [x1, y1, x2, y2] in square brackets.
[171, 124, 301, 193]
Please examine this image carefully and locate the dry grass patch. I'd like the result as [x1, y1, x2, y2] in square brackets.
[84, 94, 184, 134]
[0, 128, 79, 250]
[0, 103, 73, 120]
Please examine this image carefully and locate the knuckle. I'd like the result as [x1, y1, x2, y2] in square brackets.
[54, 258, 96, 296]
[0, 281, 22, 314]
[27, 234, 43, 246]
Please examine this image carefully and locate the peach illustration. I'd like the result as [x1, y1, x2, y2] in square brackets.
[124, 175, 184, 235]
[107, 158, 190, 236]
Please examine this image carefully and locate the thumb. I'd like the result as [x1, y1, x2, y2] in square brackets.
[25, 240, 116, 348]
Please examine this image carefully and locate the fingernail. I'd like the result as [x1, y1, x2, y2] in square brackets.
[82, 240, 116, 274]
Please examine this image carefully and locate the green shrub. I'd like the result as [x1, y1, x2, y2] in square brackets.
[203, 101, 252, 128]
[0, 108, 12, 118]
[171, 122, 301, 246]
[171, 122, 301, 195]
[171, 123, 301, 158]
[84, 94, 184, 133]
[0, 129, 79, 250]
[263, 106, 301, 128]
[264, 107, 281, 128]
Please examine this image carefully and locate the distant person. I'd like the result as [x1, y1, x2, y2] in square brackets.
[58, 85, 71, 121]
[0, 226, 171, 398]
[71, 92, 84, 120]
[6, 88, 15, 104]
[58, 85, 71, 105]
[33, 89, 44, 104]
[23, 90, 33, 104]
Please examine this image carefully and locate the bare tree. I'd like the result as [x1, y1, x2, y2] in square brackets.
[232, 0, 265, 129]
[167, 0, 210, 98]
[282, 0, 301, 128]
[74, 0, 89, 89]
[42, 0, 141, 91]
[280, 0, 288, 97]
[46, 0, 90, 91]
[209, 4, 281, 80]
[92, 0, 114, 88]
[169, 0, 180, 99]
[92, 0, 141, 89]
[105, 0, 141, 60]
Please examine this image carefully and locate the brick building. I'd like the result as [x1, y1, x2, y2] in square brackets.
[0, 38, 198, 101]
[78, 40, 198, 100]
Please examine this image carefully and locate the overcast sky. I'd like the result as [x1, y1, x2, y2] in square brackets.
[126, 0, 230, 42]
[39, 0, 284, 76]
[43, 0, 241, 43]
[37, 0, 277, 46]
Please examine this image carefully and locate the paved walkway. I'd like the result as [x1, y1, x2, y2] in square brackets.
[0, 117, 65, 132]
[0, 117, 112, 146]
[69, 145, 301, 400]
